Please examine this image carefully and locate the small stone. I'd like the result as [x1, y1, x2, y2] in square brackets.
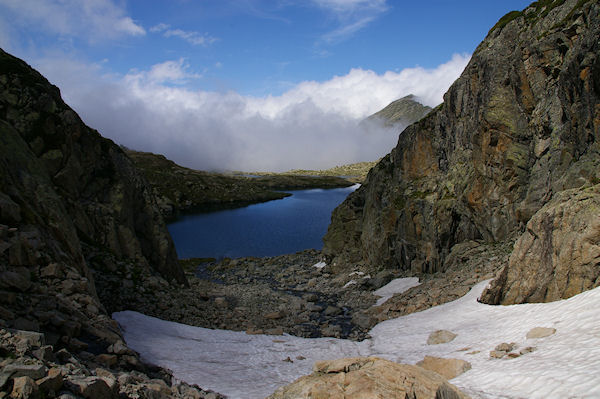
[107, 340, 130, 355]
[427, 330, 457, 345]
[416, 356, 472, 379]
[519, 346, 537, 355]
[489, 350, 506, 359]
[324, 306, 342, 316]
[67, 376, 115, 399]
[14, 331, 45, 348]
[11, 376, 40, 399]
[3, 363, 47, 380]
[494, 342, 516, 352]
[95, 354, 118, 368]
[0, 271, 31, 292]
[507, 352, 520, 358]
[526, 327, 556, 339]
[264, 310, 286, 320]
[32, 346, 54, 362]
[36, 368, 63, 394]
[40, 263, 63, 278]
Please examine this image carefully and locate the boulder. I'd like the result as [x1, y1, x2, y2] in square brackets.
[267, 357, 469, 399]
[427, 330, 457, 345]
[480, 185, 600, 305]
[11, 376, 40, 399]
[67, 376, 116, 399]
[416, 356, 471, 379]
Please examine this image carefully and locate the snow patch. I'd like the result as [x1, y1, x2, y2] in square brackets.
[312, 261, 326, 270]
[114, 282, 600, 399]
[343, 280, 357, 288]
[373, 277, 421, 306]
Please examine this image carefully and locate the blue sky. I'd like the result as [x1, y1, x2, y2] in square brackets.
[0, 0, 532, 171]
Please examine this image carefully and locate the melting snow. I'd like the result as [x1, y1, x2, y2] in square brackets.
[373, 277, 421, 306]
[113, 281, 600, 399]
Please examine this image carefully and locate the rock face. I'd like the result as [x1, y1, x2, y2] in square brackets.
[267, 357, 469, 399]
[365, 94, 432, 128]
[0, 48, 185, 286]
[323, 0, 600, 295]
[480, 184, 600, 304]
[0, 48, 213, 396]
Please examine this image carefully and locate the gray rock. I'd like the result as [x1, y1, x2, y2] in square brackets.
[0, 271, 31, 292]
[67, 376, 116, 399]
[526, 327, 556, 339]
[3, 363, 47, 380]
[427, 330, 457, 345]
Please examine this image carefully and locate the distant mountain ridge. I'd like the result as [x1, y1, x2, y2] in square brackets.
[364, 94, 432, 128]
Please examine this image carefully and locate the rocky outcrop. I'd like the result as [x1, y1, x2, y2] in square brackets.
[0, 49, 210, 396]
[479, 184, 600, 304]
[365, 94, 432, 128]
[267, 357, 469, 399]
[323, 0, 600, 291]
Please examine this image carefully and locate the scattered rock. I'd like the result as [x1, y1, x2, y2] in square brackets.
[427, 330, 457, 345]
[526, 327, 556, 339]
[416, 356, 472, 379]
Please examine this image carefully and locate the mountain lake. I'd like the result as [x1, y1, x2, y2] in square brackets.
[168, 184, 359, 259]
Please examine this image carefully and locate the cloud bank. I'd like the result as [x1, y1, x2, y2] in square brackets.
[35, 53, 469, 172]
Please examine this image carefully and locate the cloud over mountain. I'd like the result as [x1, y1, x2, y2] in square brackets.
[34, 53, 469, 172]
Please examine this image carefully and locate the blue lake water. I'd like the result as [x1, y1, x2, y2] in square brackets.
[168, 184, 359, 259]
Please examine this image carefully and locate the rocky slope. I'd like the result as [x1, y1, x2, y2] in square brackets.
[323, 0, 600, 305]
[127, 149, 353, 220]
[365, 94, 432, 128]
[0, 48, 219, 397]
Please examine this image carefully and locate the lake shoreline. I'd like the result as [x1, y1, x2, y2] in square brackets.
[103, 241, 507, 342]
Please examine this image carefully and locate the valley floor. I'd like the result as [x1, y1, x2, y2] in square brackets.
[114, 280, 600, 399]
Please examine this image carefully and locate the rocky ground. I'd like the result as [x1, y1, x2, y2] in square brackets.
[96, 240, 509, 342]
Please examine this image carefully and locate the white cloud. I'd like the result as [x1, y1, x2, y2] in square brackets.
[150, 22, 217, 46]
[311, 0, 388, 43]
[33, 53, 470, 172]
[0, 0, 145, 41]
[126, 59, 203, 85]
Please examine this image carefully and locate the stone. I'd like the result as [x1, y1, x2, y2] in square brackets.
[67, 376, 116, 399]
[268, 357, 469, 399]
[416, 356, 472, 379]
[95, 354, 118, 368]
[10, 376, 40, 399]
[32, 346, 54, 362]
[14, 331, 45, 348]
[489, 351, 506, 359]
[324, 306, 342, 316]
[526, 327, 556, 339]
[427, 330, 457, 345]
[0, 271, 31, 292]
[494, 342, 516, 352]
[40, 263, 63, 279]
[264, 310, 286, 320]
[3, 363, 47, 380]
[35, 368, 63, 394]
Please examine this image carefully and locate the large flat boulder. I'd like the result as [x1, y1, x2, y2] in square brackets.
[267, 357, 469, 399]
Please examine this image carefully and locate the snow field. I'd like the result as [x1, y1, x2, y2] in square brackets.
[113, 280, 600, 399]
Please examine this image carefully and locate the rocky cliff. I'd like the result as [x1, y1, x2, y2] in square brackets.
[323, 0, 600, 303]
[0, 49, 216, 397]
